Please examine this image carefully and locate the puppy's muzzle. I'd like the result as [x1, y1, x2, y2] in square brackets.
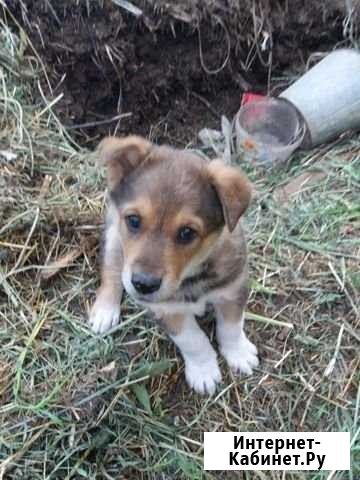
[131, 272, 162, 295]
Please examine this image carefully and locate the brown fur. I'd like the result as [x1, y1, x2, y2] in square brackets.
[157, 313, 186, 336]
[90, 135, 258, 394]
[207, 160, 253, 232]
[97, 136, 153, 190]
[97, 136, 252, 298]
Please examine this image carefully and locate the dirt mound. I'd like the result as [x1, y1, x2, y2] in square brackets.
[5, 0, 354, 145]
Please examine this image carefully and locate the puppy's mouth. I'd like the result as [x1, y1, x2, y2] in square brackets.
[131, 291, 162, 304]
[122, 269, 176, 304]
[128, 289, 177, 306]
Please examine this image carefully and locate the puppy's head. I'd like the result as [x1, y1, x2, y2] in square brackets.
[98, 136, 252, 302]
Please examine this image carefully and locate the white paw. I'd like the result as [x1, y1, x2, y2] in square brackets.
[89, 298, 120, 334]
[220, 336, 259, 375]
[184, 358, 222, 395]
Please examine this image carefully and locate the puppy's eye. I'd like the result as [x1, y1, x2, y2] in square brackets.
[177, 226, 197, 244]
[125, 214, 141, 232]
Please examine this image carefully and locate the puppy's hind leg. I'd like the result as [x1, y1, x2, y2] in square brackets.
[89, 210, 123, 334]
[163, 313, 222, 395]
[215, 284, 259, 375]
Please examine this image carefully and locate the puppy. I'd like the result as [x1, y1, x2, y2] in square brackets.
[89, 136, 259, 394]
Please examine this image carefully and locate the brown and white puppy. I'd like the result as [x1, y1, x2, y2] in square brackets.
[89, 136, 259, 394]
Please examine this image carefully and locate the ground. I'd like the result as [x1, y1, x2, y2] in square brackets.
[0, 1, 359, 479]
[4, 0, 352, 146]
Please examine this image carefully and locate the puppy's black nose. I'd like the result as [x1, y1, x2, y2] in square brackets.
[131, 272, 162, 295]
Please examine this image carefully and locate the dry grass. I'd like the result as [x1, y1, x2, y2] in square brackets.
[0, 17, 359, 480]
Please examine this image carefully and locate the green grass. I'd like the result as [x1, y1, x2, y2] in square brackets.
[0, 21, 359, 480]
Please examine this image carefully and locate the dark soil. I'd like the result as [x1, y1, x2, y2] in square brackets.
[6, 0, 350, 147]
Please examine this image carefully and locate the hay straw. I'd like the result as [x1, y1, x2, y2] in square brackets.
[0, 11, 359, 479]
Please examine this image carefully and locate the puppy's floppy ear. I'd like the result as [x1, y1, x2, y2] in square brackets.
[207, 160, 252, 232]
[97, 136, 153, 190]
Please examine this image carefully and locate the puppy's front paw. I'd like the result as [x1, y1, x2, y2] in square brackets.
[185, 358, 222, 395]
[89, 297, 121, 334]
[221, 336, 259, 375]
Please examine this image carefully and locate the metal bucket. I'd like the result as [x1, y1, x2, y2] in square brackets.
[280, 49, 360, 148]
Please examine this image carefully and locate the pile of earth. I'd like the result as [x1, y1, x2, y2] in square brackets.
[5, 0, 356, 145]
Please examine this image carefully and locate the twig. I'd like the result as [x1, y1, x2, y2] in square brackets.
[66, 112, 132, 130]
[190, 92, 220, 119]
[198, 14, 231, 75]
[111, 0, 143, 16]
[324, 323, 345, 377]
[7, 208, 39, 278]
[245, 311, 294, 329]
